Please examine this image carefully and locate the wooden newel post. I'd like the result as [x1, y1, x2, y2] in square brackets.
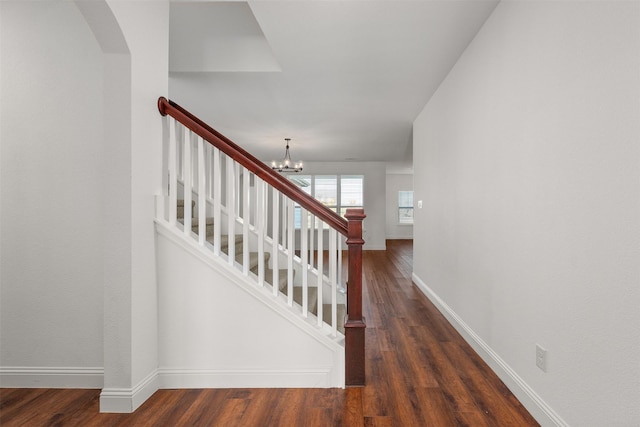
[344, 208, 366, 386]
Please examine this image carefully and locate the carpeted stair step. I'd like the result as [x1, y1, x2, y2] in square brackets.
[223, 250, 268, 272]
[219, 234, 243, 248]
[322, 303, 347, 334]
[176, 199, 195, 219]
[176, 200, 340, 332]
[250, 267, 289, 290]
[179, 213, 243, 250]
[190, 220, 245, 252]
[191, 217, 214, 236]
[293, 286, 318, 314]
[277, 278, 319, 315]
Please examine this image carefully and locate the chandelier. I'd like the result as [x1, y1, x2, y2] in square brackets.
[271, 138, 303, 173]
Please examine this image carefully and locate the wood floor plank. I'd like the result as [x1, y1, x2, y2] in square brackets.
[443, 341, 539, 427]
[0, 240, 539, 427]
[339, 387, 364, 427]
[266, 388, 306, 426]
[234, 389, 279, 426]
[174, 389, 231, 426]
[363, 416, 393, 427]
[304, 407, 333, 427]
[0, 388, 52, 423]
[414, 386, 460, 427]
[3, 389, 91, 426]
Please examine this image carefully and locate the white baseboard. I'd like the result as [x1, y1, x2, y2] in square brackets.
[0, 366, 103, 388]
[411, 273, 568, 427]
[385, 236, 413, 240]
[158, 368, 334, 389]
[363, 244, 387, 250]
[100, 369, 159, 413]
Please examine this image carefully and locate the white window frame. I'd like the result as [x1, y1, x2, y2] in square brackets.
[291, 175, 364, 228]
[398, 190, 414, 225]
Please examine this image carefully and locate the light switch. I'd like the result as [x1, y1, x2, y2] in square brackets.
[417, 200, 423, 209]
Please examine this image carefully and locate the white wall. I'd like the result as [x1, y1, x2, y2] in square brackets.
[299, 162, 386, 250]
[0, 1, 170, 412]
[413, 2, 639, 426]
[107, 0, 169, 386]
[385, 173, 413, 239]
[0, 1, 105, 382]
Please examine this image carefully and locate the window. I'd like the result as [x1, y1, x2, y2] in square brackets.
[291, 175, 363, 228]
[398, 190, 413, 224]
[315, 176, 338, 214]
[290, 176, 312, 228]
[340, 176, 364, 217]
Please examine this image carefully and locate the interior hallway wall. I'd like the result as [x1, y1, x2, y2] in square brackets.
[0, 1, 105, 381]
[413, 2, 639, 425]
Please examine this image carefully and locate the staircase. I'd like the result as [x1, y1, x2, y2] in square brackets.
[177, 199, 346, 333]
[157, 97, 365, 385]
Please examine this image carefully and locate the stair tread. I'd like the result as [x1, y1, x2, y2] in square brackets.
[293, 286, 318, 313]
[191, 217, 214, 227]
[175, 201, 341, 332]
[220, 234, 243, 246]
[176, 200, 196, 219]
[232, 251, 261, 269]
[250, 268, 288, 288]
[322, 303, 347, 334]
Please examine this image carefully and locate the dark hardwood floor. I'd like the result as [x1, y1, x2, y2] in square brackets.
[0, 240, 539, 426]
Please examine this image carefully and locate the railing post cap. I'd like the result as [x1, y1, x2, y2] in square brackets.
[345, 208, 366, 221]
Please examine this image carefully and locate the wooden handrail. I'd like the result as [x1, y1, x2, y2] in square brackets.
[158, 97, 348, 236]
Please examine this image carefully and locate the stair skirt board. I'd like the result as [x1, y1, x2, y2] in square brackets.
[171, 198, 346, 332]
[155, 220, 345, 389]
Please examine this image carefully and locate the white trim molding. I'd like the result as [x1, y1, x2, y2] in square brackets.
[158, 367, 335, 389]
[411, 273, 569, 427]
[99, 369, 159, 413]
[0, 366, 104, 388]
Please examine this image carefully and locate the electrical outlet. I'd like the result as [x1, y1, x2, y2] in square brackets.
[536, 344, 547, 372]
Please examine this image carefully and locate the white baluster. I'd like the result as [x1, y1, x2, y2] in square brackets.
[177, 123, 183, 182]
[168, 118, 178, 226]
[213, 148, 221, 256]
[316, 219, 323, 327]
[287, 198, 294, 306]
[183, 128, 192, 237]
[301, 207, 309, 316]
[256, 178, 265, 287]
[309, 214, 315, 270]
[242, 167, 250, 275]
[206, 143, 213, 200]
[226, 157, 236, 266]
[330, 228, 337, 336]
[190, 133, 197, 193]
[197, 136, 206, 246]
[249, 175, 256, 228]
[162, 114, 169, 198]
[235, 159, 241, 214]
[338, 235, 344, 290]
[281, 193, 286, 247]
[271, 188, 279, 296]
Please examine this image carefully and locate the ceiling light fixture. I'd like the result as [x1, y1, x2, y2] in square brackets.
[271, 138, 303, 173]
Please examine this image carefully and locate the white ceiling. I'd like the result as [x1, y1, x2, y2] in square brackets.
[169, 0, 498, 166]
